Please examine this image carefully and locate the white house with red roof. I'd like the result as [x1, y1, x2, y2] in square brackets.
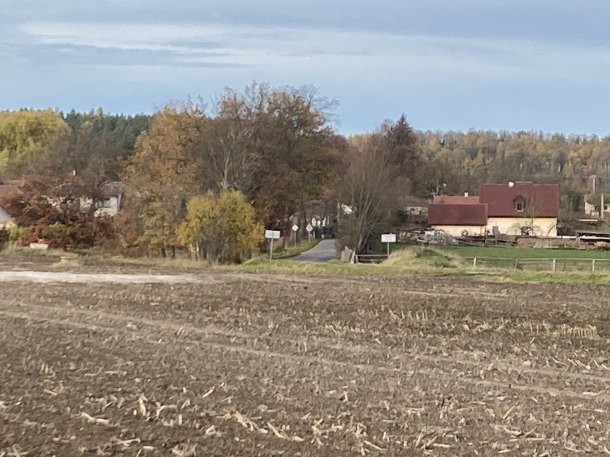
[428, 183, 559, 237]
[480, 183, 559, 236]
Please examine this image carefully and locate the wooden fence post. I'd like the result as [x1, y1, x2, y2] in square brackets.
[592, 259, 596, 272]
[473, 257, 477, 267]
[552, 259, 556, 272]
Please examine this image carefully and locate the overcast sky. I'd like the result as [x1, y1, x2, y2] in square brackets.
[2, 1, 610, 135]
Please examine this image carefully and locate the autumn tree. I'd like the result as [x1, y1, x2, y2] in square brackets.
[177, 190, 262, 263]
[214, 83, 342, 231]
[0, 174, 114, 248]
[120, 105, 207, 257]
[0, 109, 68, 173]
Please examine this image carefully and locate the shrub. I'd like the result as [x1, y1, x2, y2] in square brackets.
[6, 226, 25, 242]
[178, 191, 263, 263]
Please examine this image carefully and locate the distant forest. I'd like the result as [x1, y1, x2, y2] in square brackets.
[1, 83, 608, 254]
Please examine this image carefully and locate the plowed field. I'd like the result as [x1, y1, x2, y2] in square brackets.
[1, 267, 610, 456]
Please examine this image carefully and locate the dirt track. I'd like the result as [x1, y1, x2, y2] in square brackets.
[1, 268, 610, 456]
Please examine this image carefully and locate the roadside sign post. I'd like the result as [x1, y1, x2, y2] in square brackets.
[265, 230, 281, 260]
[292, 224, 299, 246]
[306, 223, 314, 242]
[381, 233, 397, 257]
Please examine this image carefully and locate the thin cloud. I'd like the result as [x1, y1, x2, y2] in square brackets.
[18, 20, 610, 83]
[3, 2, 610, 134]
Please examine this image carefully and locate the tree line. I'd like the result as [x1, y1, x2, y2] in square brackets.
[1, 82, 609, 257]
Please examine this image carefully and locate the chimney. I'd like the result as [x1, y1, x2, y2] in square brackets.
[464, 192, 469, 197]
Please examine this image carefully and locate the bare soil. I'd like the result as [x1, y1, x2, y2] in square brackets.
[1, 263, 610, 456]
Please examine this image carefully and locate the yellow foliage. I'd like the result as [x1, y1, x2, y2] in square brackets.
[178, 191, 263, 262]
[0, 109, 68, 172]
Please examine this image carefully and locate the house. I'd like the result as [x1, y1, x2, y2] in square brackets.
[0, 204, 15, 228]
[79, 182, 125, 217]
[480, 183, 559, 236]
[401, 196, 429, 225]
[403, 196, 429, 216]
[0, 179, 24, 202]
[428, 183, 559, 237]
[584, 175, 610, 219]
[583, 193, 610, 219]
[97, 181, 124, 217]
[428, 203, 488, 236]
[0, 178, 23, 229]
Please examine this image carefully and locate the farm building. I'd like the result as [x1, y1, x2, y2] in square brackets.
[428, 203, 487, 236]
[429, 183, 559, 237]
[584, 194, 610, 219]
[480, 183, 559, 237]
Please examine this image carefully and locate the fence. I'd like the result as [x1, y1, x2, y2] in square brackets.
[355, 254, 388, 264]
[468, 257, 610, 272]
[353, 252, 610, 271]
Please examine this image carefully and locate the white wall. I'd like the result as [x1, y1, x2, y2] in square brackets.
[585, 201, 597, 217]
[431, 225, 486, 236]
[95, 196, 120, 217]
[0, 207, 14, 229]
[81, 196, 121, 217]
[486, 217, 557, 237]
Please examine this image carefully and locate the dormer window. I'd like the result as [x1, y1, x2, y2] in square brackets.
[514, 196, 525, 212]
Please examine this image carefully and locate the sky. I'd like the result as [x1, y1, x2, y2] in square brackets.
[2, 0, 610, 135]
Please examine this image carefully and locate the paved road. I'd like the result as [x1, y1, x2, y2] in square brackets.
[293, 239, 338, 262]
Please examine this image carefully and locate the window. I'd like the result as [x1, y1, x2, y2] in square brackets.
[514, 196, 525, 212]
[97, 198, 114, 209]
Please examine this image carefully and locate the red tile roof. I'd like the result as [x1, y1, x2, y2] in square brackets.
[0, 177, 25, 203]
[0, 177, 26, 187]
[479, 183, 559, 218]
[100, 181, 125, 197]
[428, 203, 488, 226]
[0, 185, 23, 200]
[433, 195, 480, 204]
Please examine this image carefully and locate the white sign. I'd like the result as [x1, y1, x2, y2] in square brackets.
[265, 230, 281, 239]
[381, 233, 397, 243]
[306, 223, 314, 233]
[292, 224, 299, 232]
